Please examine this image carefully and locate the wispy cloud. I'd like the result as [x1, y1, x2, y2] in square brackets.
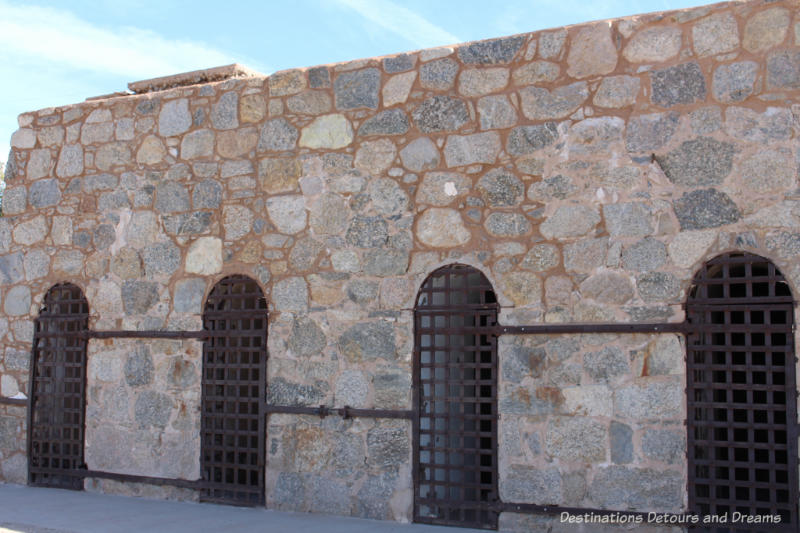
[333, 0, 461, 49]
[0, 1, 267, 80]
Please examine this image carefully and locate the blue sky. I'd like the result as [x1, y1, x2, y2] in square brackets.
[1, 0, 709, 163]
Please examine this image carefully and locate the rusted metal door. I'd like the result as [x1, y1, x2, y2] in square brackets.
[414, 264, 499, 529]
[29, 283, 89, 489]
[687, 253, 798, 529]
[201, 276, 267, 506]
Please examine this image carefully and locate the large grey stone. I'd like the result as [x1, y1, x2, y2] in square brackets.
[366, 426, 409, 469]
[503, 466, 561, 504]
[211, 91, 238, 129]
[334, 68, 380, 109]
[346, 216, 388, 248]
[724, 106, 793, 143]
[603, 202, 653, 237]
[4, 285, 31, 316]
[93, 224, 116, 250]
[521, 244, 559, 272]
[134, 391, 172, 428]
[0, 416, 18, 450]
[288, 317, 326, 357]
[637, 272, 681, 302]
[56, 144, 83, 177]
[674, 189, 740, 230]
[540, 205, 599, 239]
[335, 370, 369, 407]
[476, 169, 523, 207]
[368, 178, 408, 216]
[692, 12, 739, 57]
[610, 421, 633, 464]
[357, 471, 397, 519]
[363, 249, 408, 276]
[444, 132, 500, 167]
[266, 195, 307, 235]
[98, 190, 130, 211]
[192, 180, 221, 209]
[142, 241, 181, 276]
[622, 238, 667, 272]
[155, 181, 190, 213]
[594, 75, 641, 108]
[163, 212, 212, 236]
[412, 96, 469, 133]
[642, 429, 685, 464]
[767, 49, 800, 89]
[502, 344, 545, 383]
[383, 53, 415, 73]
[309, 193, 349, 235]
[258, 118, 299, 152]
[223, 205, 254, 241]
[584, 346, 629, 383]
[174, 278, 206, 313]
[625, 112, 679, 152]
[124, 344, 154, 387]
[658, 137, 735, 186]
[399, 138, 440, 172]
[419, 58, 458, 90]
[484, 212, 531, 237]
[590, 467, 682, 510]
[23, 249, 50, 280]
[83, 173, 118, 192]
[713, 61, 757, 102]
[457, 35, 524, 64]
[2, 187, 26, 215]
[477, 94, 517, 130]
[580, 271, 633, 304]
[339, 321, 395, 361]
[416, 172, 470, 206]
[272, 277, 308, 313]
[615, 380, 682, 421]
[546, 417, 607, 462]
[27, 149, 52, 179]
[158, 99, 191, 137]
[0, 252, 24, 284]
[374, 371, 411, 409]
[416, 208, 471, 247]
[267, 378, 325, 406]
[289, 237, 323, 271]
[527, 174, 576, 202]
[357, 109, 409, 136]
[121, 281, 159, 315]
[506, 123, 558, 156]
[309, 477, 350, 515]
[519, 82, 588, 120]
[650, 62, 706, 107]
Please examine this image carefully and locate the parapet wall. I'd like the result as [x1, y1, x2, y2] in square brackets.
[2, 0, 800, 529]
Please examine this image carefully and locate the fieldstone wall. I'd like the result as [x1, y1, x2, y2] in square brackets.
[1, 0, 800, 529]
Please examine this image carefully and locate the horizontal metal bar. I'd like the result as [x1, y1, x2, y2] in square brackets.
[264, 404, 412, 419]
[496, 322, 688, 335]
[0, 397, 27, 406]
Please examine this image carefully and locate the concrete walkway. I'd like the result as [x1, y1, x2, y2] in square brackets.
[0, 483, 482, 533]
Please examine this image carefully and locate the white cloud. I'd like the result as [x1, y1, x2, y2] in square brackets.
[333, 0, 461, 49]
[0, 1, 266, 80]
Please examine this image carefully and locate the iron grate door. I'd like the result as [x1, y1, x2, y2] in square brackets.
[414, 264, 499, 530]
[201, 276, 267, 506]
[687, 253, 799, 531]
[29, 283, 89, 490]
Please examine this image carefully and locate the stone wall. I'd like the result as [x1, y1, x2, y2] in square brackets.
[1, 0, 800, 529]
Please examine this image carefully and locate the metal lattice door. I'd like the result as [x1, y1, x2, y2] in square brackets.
[201, 276, 267, 506]
[29, 283, 89, 490]
[414, 264, 499, 530]
[687, 253, 799, 530]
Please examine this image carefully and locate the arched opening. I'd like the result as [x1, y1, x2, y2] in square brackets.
[29, 283, 89, 490]
[201, 275, 267, 506]
[413, 264, 499, 529]
[687, 252, 798, 526]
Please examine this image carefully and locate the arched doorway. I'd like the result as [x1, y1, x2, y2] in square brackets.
[29, 283, 89, 489]
[687, 252, 798, 526]
[413, 264, 499, 529]
[201, 275, 267, 506]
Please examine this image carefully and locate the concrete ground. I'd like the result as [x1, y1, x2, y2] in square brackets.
[0, 483, 483, 533]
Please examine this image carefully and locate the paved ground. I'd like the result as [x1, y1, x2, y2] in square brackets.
[0, 483, 481, 533]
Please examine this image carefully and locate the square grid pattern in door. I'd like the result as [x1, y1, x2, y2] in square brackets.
[29, 283, 89, 490]
[202, 276, 267, 506]
[414, 265, 499, 530]
[687, 253, 798, 531]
